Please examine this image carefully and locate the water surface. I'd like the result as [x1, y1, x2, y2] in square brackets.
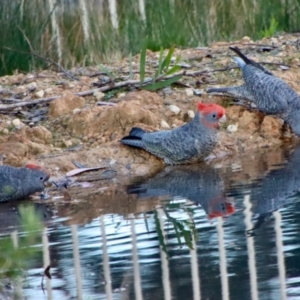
[1, 146, 300, 299]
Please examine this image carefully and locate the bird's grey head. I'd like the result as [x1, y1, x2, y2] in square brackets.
[23, 166, 50, 193]
[197, 102, 227, 129]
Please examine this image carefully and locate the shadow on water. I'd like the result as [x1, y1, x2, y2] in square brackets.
[1, 146, 300, 299]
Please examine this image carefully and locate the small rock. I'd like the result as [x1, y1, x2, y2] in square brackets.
[35, 90, 45, 98]
[73, 108, 81, 114]
[45, 88, 53, 94]
[27, 82, 37, 90]
[118, 92, 126, 98]
[161, 120, 170, 129]
[185, 88, 194, 97]
[193, 89, 203, 96]
[63, 140, 73, 147]
[93, 91, 105, 101]
[110, 159, 116, 165]
[241, 36, 251, 42]
[15, 86, 26, 93]
[2, 128, 9, 134]
[187, 110, 195, 119]
[6, 121, 11, 126]
[12, 118, 21, 128]
[227, 124, 238, 133]
[163, 87, 172, 94]
[169, 104, 180, 115]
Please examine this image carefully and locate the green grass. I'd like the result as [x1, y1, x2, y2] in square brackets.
[0, 205, 43, 279]
[1, 0, 300, 75]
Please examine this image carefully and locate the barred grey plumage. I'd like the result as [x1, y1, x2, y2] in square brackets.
[120, 103, 226, 165]
[207, 47, 300, 135]
[0, 165, 49, 202]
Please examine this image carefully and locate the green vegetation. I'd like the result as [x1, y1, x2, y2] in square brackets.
[259, 16, 280, 38]
[0, 205, 42, 279]
[140, 45, 182, 91]
[0, 0, 300, 75]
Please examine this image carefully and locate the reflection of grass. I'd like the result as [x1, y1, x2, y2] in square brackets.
[153, 203, 197, 254]
[0, 205, 42, 279]
[0, 0, 297, 75]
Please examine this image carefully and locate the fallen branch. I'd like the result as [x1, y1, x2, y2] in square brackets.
[1, 98, 22, 102]
[0, 96, 61, 111]
[76, 78, 152, 96]
[97, 101, 116, 106]
[76, 66, 239, 96]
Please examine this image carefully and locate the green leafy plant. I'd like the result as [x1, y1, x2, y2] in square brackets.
[259, 16, 279, 38]
[139, 44, 182, 91]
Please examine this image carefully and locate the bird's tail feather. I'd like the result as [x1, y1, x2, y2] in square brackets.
[233, 57, 246, 68]
[206, 87, 232, 94]
[120, 127, 146, 149]
[128, 127, 146, 138]
[119, 138, 145, 149]
[229, 46, 251, 64]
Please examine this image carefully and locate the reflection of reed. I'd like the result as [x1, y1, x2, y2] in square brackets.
[216, 217, 229, 300]
[71, 225, 83, 300]
[274, 211, 287, 300]
[42, 227, 53, 299]
[190, 234, 201, 300]
[131, 218, 143, 300]
[158, 208, 172, 300]
[243, 195, 258, 300]
[100, 215, 113, 300]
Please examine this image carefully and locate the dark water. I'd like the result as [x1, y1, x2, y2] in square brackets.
[1, 146, 300, 299]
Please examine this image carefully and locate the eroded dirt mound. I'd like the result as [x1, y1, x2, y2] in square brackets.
[0, 33, 300, 181]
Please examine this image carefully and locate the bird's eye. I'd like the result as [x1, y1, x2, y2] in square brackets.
[40, 176, 44, 181]
[212, 113, 216, 118]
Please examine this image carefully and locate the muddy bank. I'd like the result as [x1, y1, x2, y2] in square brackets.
[0, 33, 300, 184]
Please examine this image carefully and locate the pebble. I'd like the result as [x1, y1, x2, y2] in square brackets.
[110, 159, 117, 165]
[2, 128, 9, 134]
[187, 110, 195, 119]
[27, 82, 37, 90]
[161, 120, 170, 129]
[169, 104, 180, 115]
[185, 88, 194, 97]
[45, 88, 53, 94]
[35, 90, 45, 98]
[227, 124, 238, 133]
[118, 92, 126, 98]
[63, 140, 73, 147]
[12, 118, 21, 128]
[93, 91, 105, 100]
[241, 36, 251, 42]
[73, 108, 81, 114]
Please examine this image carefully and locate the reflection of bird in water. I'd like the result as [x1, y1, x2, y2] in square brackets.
[127, 164, 235, 219]
[247, 146, 300, 233]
